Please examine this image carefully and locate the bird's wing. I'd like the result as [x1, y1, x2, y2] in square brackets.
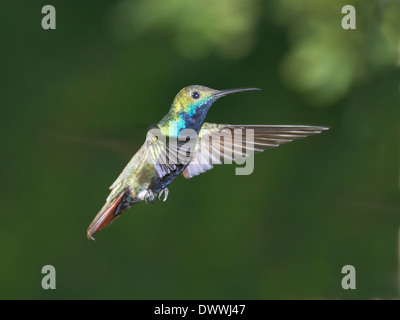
[146, 128, 192, 179]
[182, 122, 329, 179]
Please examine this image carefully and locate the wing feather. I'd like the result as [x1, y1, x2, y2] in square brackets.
[182, 123, 328, 179]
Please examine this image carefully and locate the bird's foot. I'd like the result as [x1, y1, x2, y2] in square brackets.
[157, 188, 169, 202]
[142, 190, 155, 204]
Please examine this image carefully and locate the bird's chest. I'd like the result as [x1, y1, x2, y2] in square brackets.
[179, 109, 208, 133]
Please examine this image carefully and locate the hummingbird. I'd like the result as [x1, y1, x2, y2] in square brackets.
[87, 85, 328, 239]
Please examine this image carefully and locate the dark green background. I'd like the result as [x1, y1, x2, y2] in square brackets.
[1, 0, 399, 299]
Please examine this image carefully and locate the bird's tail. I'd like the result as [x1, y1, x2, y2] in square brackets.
[87, 191, 130, 240]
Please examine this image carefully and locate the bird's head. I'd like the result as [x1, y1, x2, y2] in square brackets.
[170, 85, 260, 127]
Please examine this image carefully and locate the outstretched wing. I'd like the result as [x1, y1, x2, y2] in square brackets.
[146, 127, 195, 179]
[182, 123, 329, 179]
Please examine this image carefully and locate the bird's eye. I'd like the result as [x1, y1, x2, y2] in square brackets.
[191, 91, 200, 99]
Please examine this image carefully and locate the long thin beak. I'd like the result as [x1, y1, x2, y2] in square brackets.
[213, 87, 261, 99]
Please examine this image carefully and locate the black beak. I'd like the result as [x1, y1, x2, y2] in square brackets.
[213, 87, 261, 99]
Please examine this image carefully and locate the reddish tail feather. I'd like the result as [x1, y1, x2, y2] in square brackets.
[87, 192, 126, 240]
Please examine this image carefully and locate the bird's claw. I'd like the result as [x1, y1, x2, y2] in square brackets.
[143, 190, 155, 204]
[158, 188, 169, 202]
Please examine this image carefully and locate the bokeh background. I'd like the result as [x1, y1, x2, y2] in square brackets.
[1, 0, 400, 299]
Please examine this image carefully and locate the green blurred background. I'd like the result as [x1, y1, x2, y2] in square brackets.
[1, 0, 400, 299]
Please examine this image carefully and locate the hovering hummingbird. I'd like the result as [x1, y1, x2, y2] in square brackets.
[87, 85, 328, 239]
